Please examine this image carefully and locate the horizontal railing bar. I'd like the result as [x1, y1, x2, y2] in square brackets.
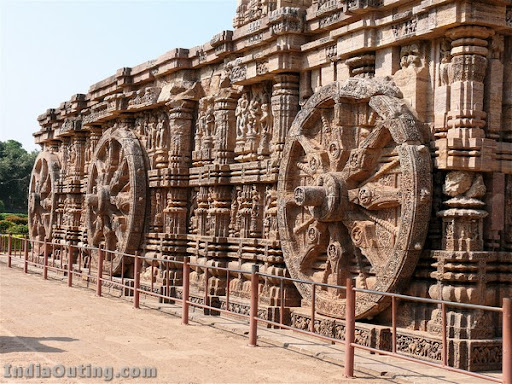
[353, 288, 503, 313]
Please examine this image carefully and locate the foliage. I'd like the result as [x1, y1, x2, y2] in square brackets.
[3, 214, 28, 225]
[0, 213, 30, 235]
[0, 140, 39, 213]
[6, 224, 29, 235]
[0, 220, 15, 232]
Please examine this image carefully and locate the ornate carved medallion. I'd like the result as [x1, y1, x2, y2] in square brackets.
[86, 126, 147, 273]
[278, 78, 432, 319]
[28, 152, 60, 244]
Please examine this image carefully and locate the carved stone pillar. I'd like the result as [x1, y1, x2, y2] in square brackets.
[438, 171, 488, 252]
[485, 34, 504, 140]
[69, 134, 86, 186]
[271, 74, 299, 163]
[163, 188, 188, 235]
[437, 26, 496, 172]
[196, 187, 210, 236]
[207, 186, 232, 239]
[429, 171, 495, 343]
[214, 96, 237, 164]
[84, 128, 101, 174]
[168, 100, 195, 169]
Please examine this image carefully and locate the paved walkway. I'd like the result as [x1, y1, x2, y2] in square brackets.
[0, 258, 502, 383]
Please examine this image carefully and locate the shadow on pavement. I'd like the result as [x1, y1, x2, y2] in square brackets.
[0, 336, 78, 353]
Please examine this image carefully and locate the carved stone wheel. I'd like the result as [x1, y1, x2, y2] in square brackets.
[278, 78, 432, 320]
[28, 151, 60, 246]
[86, 127, 147, 274]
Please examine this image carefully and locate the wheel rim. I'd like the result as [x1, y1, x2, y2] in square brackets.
[278, 78, 432, 319]
[28, 152, 60, 244]
[86, 126, 147, 274]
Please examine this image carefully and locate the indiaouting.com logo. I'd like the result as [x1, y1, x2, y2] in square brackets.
[3, 364, 157, 381]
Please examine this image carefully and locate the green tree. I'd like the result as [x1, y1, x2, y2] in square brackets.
[0, 140, 39, 213]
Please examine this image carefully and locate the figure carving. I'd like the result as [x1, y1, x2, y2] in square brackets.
[236, 93, 249, 139]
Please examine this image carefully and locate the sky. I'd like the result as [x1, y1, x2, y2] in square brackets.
[0, 0, 236, 152]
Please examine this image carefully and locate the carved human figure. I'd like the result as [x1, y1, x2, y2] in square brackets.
[250, 185, 261, 235]
[205, 101, 215, 138]
[236, 93, 249, 139]
[229, 187, 240, 236]
[195, 99, 207, 151]
[154, 191, 163, 227]
[247, 96, 262, 135]
[258, 102, 272, 155]
[147, 116, 157, 150]
[439, 39, 452, 86]
[156, 114, 166, 149]
[236, 188, 244, 234]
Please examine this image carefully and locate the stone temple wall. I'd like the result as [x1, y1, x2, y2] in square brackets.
[29, 0, 511, 370]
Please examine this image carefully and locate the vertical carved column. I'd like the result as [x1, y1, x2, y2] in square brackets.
[271, 74, 299, 164]
[214, 96, 237, 164]
[163, 188, 188, 235]
[438, 26, 496, 171]
[196, 187, 210, 236]
[438, 171, 488, 253]
[485, 34, 504, 140]
[207, 186, 232, 238]
[84, 127, 102, 174]
[429, 171, 494, 342]
[167, 100, 195, 169]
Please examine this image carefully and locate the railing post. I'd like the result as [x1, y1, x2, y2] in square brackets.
[504, 298, 512, 384]
[248, 264, 259, 347]
[7, 234, 12, 268]
[133, 253, 140, 309]
[23, 236, 29, 273]
[182, 257, 190, 325]
[67, 244, 73, 287]
[344, 278, 356, 378]
[96, 246, 104, 297]
[43, 239, 48, 280]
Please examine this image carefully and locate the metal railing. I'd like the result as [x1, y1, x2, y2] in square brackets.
[1, 234, 510, 384]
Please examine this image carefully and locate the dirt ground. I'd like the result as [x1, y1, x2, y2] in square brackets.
[0, 263, 394, 384]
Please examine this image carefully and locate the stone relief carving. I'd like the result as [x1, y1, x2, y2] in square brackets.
[86, 125, 147, 273]
[277, 77, 432, 319]
[28, 152, 61, 246]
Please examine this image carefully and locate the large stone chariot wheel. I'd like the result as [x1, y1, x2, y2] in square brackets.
[86, 126, 147, 274]
[278, 78, 432, 319]
[28, 151, 60, 245]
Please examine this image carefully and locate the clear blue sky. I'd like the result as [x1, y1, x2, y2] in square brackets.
[0, 0, 236, 152]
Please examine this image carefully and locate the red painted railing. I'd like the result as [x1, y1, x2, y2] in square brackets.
[1, 234, 510, 384]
